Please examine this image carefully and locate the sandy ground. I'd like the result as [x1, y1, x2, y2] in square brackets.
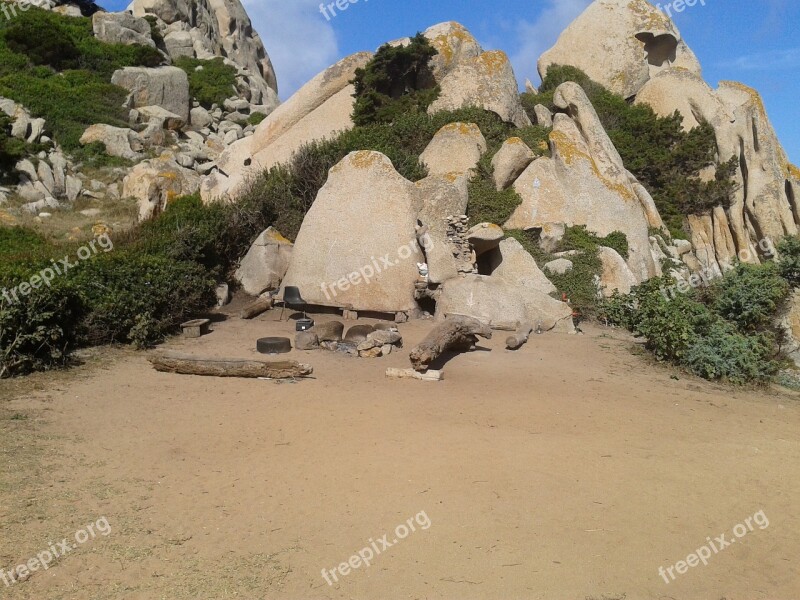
[1, 306, 799, 600]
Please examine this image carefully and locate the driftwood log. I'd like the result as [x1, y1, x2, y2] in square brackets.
[149, 351, 312, 379]
[240, 295, 273, 320]
[409, 316, 492, 372]
[506, 322, 534, 350]
[386, 368, 443, 381]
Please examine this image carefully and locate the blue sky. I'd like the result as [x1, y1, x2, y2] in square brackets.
[103, 0, 800, 163]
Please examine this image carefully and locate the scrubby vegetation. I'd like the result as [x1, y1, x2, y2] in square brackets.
[0, 6, 163, 151]
[176, 56, 238, 109]
[506, 226, 628, 315]
[534, 65, 738, 238]
[599, 249, 800, 385]
[351, 34, 440, 126]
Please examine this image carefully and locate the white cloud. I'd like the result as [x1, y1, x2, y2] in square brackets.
[508, 0, 591, 87]
[242, 0, 340, 99]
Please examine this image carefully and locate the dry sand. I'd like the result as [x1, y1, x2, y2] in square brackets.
[1, 307, 799, 599]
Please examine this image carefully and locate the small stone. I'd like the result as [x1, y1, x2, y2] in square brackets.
[295, 331, 319, 351]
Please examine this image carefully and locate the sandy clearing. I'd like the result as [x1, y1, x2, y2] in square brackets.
[1, 310, 799, 600]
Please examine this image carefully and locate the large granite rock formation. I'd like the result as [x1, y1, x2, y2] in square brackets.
[505, 82, 658, 282]
[538, 0, 701, 99]
[202, 21, 530, 202]
[634, 68, 800, 273]
[130, 0, 278, 108]
[280, 151, 424, 313]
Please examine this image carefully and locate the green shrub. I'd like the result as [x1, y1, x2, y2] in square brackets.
[466, 178, 522, 227]
[515, 125, 551, 158]
[71, 251, 216, 347]
[352, 33, 439, 126]
[708, 262, 789, 332]
[683, 321, 777, 384]
[248, 112, 267, 126]
[519, 91, 539, 124]
[176, 56, 238, 109]
[625, 276, 715, 362]
[546, 251, 602, 314]
[0, 276, 82, 378]
[560, 225, 629, 259]
[0, 226, 47, 258]
[0, 9, 163, 77]
[778, 235, 800, 287]
[0, 7, 164, 151]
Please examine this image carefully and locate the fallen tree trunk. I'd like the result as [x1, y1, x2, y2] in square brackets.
[240, 295, 273, 320]
[409, 316, 492, 372]
[506, 322, 534, 350]
[149, 351, 312, 379]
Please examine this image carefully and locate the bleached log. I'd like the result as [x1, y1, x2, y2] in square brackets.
[409, 316, 492, 372]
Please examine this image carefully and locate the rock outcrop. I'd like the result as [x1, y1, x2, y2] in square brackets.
[122, 154, 202, 221]
[419, 123, 487, 177]
[505, 82, 658, 281]
[112, 66, 191, 122]
[203, 21, 530, 202]
[436, 275, 574, 333]
[280, 151, 424, 313]
[92, 12, 155, 47]
[538, 0, 701, 99]
[235, 227, 293, 296]
[202, 52, 373, 201]
[130, 0, 278, 108]
[634, 67, 800, 273]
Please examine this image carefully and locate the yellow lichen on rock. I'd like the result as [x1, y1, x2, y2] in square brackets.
[429, 22, 472, 67]
[350, 150, 386, 170]
[475, 51, 509, 77]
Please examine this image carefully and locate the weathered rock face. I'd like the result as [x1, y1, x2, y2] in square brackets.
[489, 238, 557, 296]
[506, 83, 658, 281]
[131, 0, 278, 99]
[597, 246, 638, 296]
[635, 67, 800, 272]
[414, 173, 470, 285]
[492, 137, 535, 191]
[436, 275, 574, 333]
[202, 52, 373, 201]
[538, 0, 701, 99]
[79, 124, 141, 161]
[92, 12, 155, 47]
[234, 227, 293, 296]
[419, 123, 487, 177]
[122, 154, 201, 221]
[111, 66, 191, 122]
[280, 151, 424, 313]
[428, 50, 531, 128]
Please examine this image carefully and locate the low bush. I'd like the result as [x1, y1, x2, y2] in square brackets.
[176, 57, 238, 109]
[683, 321, 777, 384]
[601, 262, 787, 384]
[777, 235, 800, 287]
[0, 6, 163, 151]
